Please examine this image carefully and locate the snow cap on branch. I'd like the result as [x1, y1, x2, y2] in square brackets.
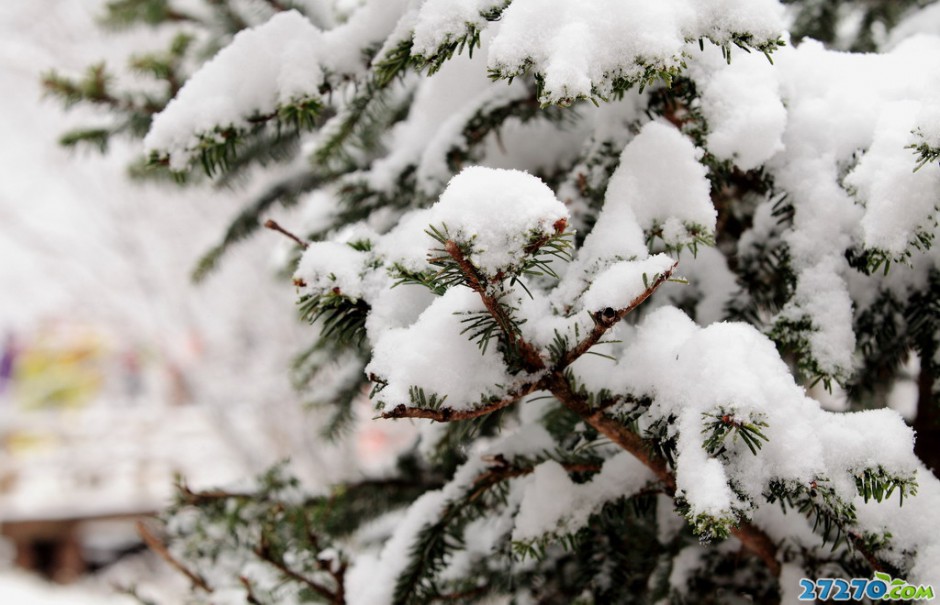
[488, 0, 784, 104]
[607, 121, 715, 247]
[145, 11, 324, 169]
[367, 287, 515, 411]
[431, 166, 569, 276]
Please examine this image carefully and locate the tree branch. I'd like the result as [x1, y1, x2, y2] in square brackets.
[556, 261, 678, 370]
[545, 372, 782, 576]
[444, 240, 545, 372]
[264, 219, 309, 249]
[381, 380, 545, 422]
[255, 537, 342, 604]
[137, 521, 214, 593]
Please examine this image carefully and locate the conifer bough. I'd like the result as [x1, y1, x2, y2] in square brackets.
[49, 0, 940, 601]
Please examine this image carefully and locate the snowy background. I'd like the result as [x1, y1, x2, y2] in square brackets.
[0, 2, 341, 601]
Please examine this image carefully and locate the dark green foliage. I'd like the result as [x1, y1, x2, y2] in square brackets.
[311, 81, 398, 169]
[701, 409, 770, 457]
[847, 231, 935, 277]
[767, 478, 857, 548]
[673, 497, 738, 543]
[460, 308, 519, 355]
[373, 2, 511, 87]
[784, 0, 929, 52]
[101, 0, 198, 29]
[297, 290, 370, 347]
[763, 470, 914, 554]
[43, 63, 122, 109]
[667, 543, 778, 605]
[407, 386, 448, 411]
[855, 466, 918, 505]
[59, 128, 113, 152]
[311, 477, 443, 538]
[156, 96, 324, 179]
[770, 314, 840, 389]
[644, 415, 679, 469]
[911, 138, 940, 172]
[847, 290, 909, 403]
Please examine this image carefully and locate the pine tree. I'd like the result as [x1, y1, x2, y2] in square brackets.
[48, 0, 940, 602]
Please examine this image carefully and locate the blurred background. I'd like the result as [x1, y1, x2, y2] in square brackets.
[0, 2, 388, 601]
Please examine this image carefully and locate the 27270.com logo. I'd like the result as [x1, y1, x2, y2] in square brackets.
[799, 573, 935, 601]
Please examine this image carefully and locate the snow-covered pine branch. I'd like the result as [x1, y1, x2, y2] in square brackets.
[48, 0, 940, 601]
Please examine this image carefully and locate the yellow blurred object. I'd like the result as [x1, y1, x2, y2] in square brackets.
[12, 324, 106, 410]
[5, 431, 57, 454]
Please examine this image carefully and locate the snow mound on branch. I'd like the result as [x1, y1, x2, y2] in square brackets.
[376, 167, 568, 277]
[847, 103, 940, 255]
[410, 0, 508, 57]
[699, 52, 786, 171]
[431, 166, 569, 275]
[146, 2, 411, 169]
[366, 287, 514, 410]
[580, 254, 676, 312]
[512, 453, 654, 542]
[606, 121, 715, 246]
[145, 11, 323, 170]
[487, 0, 784, 104]
[294, 241, 369, 299]
[690, 37, 940, 379]
[605, 307, 922, 533]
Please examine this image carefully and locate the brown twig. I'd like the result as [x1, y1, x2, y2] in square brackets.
[443, 240, 545, 372]
[240, 576, 262, 605]
[547, 374, 783, 575]
[556, 261, 678, 370]
[732, 522, 782, 577]
[375, 246, 789, 575]
[177, 482, 254, 506]
[136, 521, 213, 593]
[381, 380, 545, 422]
[264, 219, 309, 249]
[265, 0, 289, 10]
[255, 538, 340, 604]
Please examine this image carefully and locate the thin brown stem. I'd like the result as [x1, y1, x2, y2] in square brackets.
[264, 219, 309, 249]
[381, 380, 545, 422]
[444, 240, 545, 372]
[546, 372, 783, 576]
[240, 576, 263, 605]
[557, 261, 677, 370]
[255, 538, 341, 604]
[137, 521, 213, 593]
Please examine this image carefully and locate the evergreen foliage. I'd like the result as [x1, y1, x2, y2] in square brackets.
[50, 0, 940, 602]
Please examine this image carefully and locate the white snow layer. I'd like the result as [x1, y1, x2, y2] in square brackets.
[606, 121, 716, 247]
[432, 166, 569, 276]
[366, 287, 515, 410]
[580, 254, 676, 312]
[145, 11, 324, 170]
[487, 0, 784, 104]
[146, 2, 411, 168]
[689, 36, 940, 377]
[573, 305, 940, 576]
[512, 453, 654, 542]
[377, 166, 568, 279]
